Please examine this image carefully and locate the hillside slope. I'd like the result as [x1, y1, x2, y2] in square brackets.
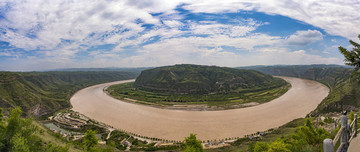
[135, 64, 287, 94]
[241, 65, 359, 114]
[311, 77, 360, 115]
[0, 71, 137, 117]
[239, 65, 352, 90]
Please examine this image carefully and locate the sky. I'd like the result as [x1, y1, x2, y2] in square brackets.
[0, 0, 360, 71]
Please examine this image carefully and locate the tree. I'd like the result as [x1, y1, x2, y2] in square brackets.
[268, 140, 290, 152]
[349, 111, 355, 121]
[83, 130, 98, 152]
[0, 108, 5, 149]
[0, 108, 4, 122]
[292, 118, 329, 146]
[253, 142, 269, 152]
[183, 134, 203, 152]
[249, 118, 329, 152]
[10, 133, 30, 152]
[2, 107, 36, 152]
[0, 107, 71, 152]
[45, 143, 70, 152]
[339, 34, 360, 79]
[0, 107, 43, 151]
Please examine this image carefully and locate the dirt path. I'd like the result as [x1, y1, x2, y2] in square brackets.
[70, 77, 329, 141]
[348, 134, 360, 152]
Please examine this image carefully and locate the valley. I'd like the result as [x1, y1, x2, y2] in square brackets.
[70, 76, 329, 141]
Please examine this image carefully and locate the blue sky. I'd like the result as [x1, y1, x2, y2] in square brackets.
[0, 0, 359, 71]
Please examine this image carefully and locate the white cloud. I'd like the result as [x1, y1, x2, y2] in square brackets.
[183, 0, 360, 41]
[0, 0, 353, 70]
[187, 18, 263, 37]
[0, 0, 163, 52]
[0, 51, 13, 57]
[101, 33, 340, 68]
[163, 20, 184, 28]
[189, 23, 256, 37]
[255, 48, 341, 65]
[286, 30, 323, 45]
[1, 0, 357, 50]
[142, 34, 281, 51]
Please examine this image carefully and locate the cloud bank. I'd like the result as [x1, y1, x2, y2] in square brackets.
[0, 0, 357, 70]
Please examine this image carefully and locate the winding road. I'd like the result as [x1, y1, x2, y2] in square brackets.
[70, 77, 329, 141]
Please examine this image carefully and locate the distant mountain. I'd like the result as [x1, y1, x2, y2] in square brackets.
[51, 67, 152, 75]
[134, 64, 287, 94]
[238, 64, 350, 76]
[0, 71, 137, 117]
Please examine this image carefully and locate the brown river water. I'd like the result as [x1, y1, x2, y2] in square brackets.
[70, 76, 329, 141]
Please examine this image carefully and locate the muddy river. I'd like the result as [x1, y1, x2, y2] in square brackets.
[70, 77, 329, 141]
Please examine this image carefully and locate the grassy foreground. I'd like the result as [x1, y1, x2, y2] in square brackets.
[107, 82, 290, 109]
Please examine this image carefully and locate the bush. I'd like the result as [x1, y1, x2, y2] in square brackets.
[184, 134, 203, 152]
[0, 107, 70, 152]
[324, 117, 334, 123]
[250, 118, 329, 152]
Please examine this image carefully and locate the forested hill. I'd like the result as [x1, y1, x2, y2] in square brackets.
[0, 71, 137, 117]
[134, 64, 287, 94]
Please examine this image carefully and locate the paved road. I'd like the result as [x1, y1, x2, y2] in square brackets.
[70, 77, 329, 141]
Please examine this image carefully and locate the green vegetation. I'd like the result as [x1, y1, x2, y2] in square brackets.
[108, 82, 290, 108]
[106, 130, 130, 150]
[105, 130, 180, 151]
[135, 64, 287, 94]
[82, 130, 98, 152]
[34, 122, 81, 152]
[0, 71, 137, 117]
[205, 118, 329, 152]
[184, 134, 203, 152]
[204, 118, 306, 152]
[339, 34, 360, 79]
[311, 76, 360, 115]
[0, 107, 123, 152]
[324, 117, 335, 124]
[108, 64, 289, 108]
[250, 118, 329, 152]
[0, 107, 70, 152]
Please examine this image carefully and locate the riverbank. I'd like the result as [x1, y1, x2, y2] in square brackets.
[70, 77, 329, 141]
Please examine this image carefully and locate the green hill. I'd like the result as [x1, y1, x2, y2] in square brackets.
[134, 64, 286, 94]
[312, 76, 360, 115]
[0, 71, 137, 117]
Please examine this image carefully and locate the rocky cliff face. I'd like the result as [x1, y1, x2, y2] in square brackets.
[134, 64, 286, 94]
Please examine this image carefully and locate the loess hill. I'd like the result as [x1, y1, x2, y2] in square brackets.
[134, 64, 287, 94]
[0, 71, 137, 117]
